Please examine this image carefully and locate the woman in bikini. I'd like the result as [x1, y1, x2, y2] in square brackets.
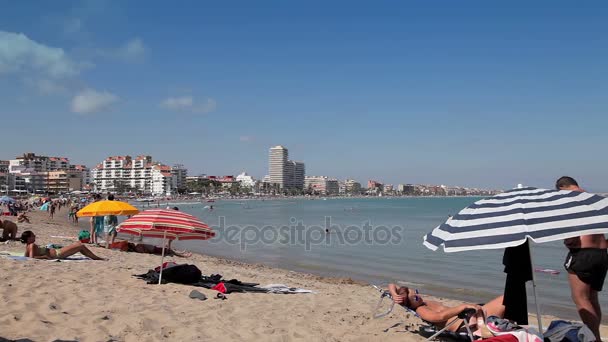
[388, 283, 505, 335]
[130, 242, 192, 258]
[21, 230, 105, 260]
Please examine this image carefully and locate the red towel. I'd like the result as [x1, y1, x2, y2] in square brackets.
[212, 282, 227, 294]
[481, 334, 519, 342]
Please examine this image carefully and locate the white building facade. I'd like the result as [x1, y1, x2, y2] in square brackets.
[304, 176, 339, 195]
[268, 146, 305, 190]
[9, 153, 70, 173]
[92, 155, 177, 196]
[236, 172, 256, 188]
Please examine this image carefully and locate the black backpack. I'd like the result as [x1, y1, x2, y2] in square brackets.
[135, 264, 202, 284]
[162, 264, 202, 284]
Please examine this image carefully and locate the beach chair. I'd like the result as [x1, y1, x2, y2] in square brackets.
[371, 285, 476, 341]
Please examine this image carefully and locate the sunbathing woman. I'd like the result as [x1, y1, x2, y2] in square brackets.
[107, 240, 192, 257]
[388, 283, 505, 335]
[130, 242, 192, 258]
[20, 230, 105, 260]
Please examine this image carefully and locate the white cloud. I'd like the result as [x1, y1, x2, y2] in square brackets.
[117, 38, 146, 61]
[94, 38, 147, 62]
[23, 78, 69, 95]
[161, 96, 216, 113]
[0, 31, 83, 78]
[162, 96, 193, 110]
[71, 88, 118, 114]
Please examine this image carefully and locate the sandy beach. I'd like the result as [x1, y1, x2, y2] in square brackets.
[1, 210, 606, 342]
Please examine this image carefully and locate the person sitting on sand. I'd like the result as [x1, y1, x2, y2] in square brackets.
[17, 212, 30, 224]
[20, 230, 105, 260]
[0, 220, 19, 241]
[388, 283, 505, 336]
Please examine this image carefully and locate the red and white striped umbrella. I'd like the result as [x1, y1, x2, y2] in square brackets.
[117, 209, 215, 240]
[117, 209, 214, 284]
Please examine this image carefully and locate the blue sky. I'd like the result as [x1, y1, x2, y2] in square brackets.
[1, 1, 606, 191]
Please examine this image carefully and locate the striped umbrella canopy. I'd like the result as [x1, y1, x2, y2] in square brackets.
[117, 227, 214, 241]
[422, 186, 608, 333]
[117, 208, 214, 240]
[423, 187, 608, 253]
[117, 209, 214, 285]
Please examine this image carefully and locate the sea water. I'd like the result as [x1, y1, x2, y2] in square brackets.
[139, 197, 606, 322]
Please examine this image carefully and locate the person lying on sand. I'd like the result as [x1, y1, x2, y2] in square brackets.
[0, 220, 19, 241]
[388, 283, 505, 336]
[20, 230, 105, 260]
[107, 240, 192, 258]
[130, 242, 192, 258]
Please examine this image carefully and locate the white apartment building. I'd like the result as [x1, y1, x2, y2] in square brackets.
[152, 165, 174, 196]
[9, 153, 70, 173]
[268, 146, 305, 190]
[236, 172, 256, 188]
[304, 176, 339, 195]
[269, 146, 289, 188]
[92, 155, 177, 196]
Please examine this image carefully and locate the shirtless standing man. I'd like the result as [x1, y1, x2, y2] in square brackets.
[556, 176, 608, 341]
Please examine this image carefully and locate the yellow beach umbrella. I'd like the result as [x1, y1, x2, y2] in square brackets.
[77, 200, 140, 217]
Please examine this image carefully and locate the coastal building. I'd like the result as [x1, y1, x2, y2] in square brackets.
[47, 170, 83, 194]
[185, 175, 207, 183]
[9, 153, 70, 173]
[171, 164, 188, 190]
[292, 161, 305, 190]
[0, 160, 9, 173]
[0, 172, 8, 194]
[344, 179, 362, 194]
[151, 165, 174, 195]
[92, 155, 178, 196]
[269, 146, 289, 188]
[367, 180, 383, 194]
[268, 146, 306, 190]
[8, 169, 46, 194]
[236, 172, 256, 188]
[6, 153, 90, 194]
[0, 161, 8, 194]
[304, 176, 339, 195]
[70, 164, 91, 187]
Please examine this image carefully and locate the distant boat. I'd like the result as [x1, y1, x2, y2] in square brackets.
[135, 198, 155, 202]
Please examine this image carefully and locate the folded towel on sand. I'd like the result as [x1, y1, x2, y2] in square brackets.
[262, 284, 316, 294]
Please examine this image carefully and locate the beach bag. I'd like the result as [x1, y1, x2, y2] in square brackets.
[161, 264, 202, 284]
[78, 230, 90, 243]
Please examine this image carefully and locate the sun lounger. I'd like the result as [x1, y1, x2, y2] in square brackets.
[371, 285, 476, 341]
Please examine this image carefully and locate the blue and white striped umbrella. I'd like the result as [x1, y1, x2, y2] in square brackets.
[423, 187, 608, 253]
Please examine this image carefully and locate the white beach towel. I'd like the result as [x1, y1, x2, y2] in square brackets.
[262, 284, 316, 294]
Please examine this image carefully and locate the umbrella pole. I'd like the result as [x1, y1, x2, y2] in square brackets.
[528, 240, 543, 336]
[158, 230, 167, 285]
